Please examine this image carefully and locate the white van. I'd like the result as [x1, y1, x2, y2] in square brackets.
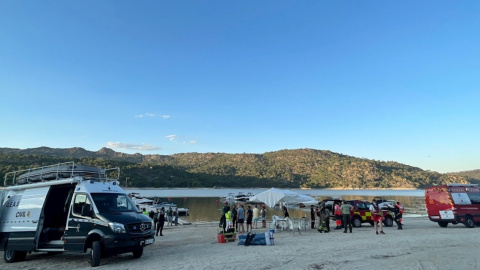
[0, 162, 155, 267]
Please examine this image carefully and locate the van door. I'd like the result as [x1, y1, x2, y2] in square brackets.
[466, 192, 480, 223]
[2, 187, 49, 252]
[64, 193, 95, 251]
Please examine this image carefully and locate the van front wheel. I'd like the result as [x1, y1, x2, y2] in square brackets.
[132, 247, 143, 258]
[465, 217, 475, 228]
[4, 249, 27, 263]
[90, 241, 101, 267]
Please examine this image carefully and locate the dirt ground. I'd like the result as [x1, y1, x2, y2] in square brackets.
[1, 217, 478, 270]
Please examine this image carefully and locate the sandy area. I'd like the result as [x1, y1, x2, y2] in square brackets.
[1, 217, 478, 270]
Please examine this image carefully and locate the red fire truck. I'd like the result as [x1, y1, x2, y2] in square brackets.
[425, 184, 480, 228]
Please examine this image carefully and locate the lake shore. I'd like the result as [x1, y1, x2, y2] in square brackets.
[1, 216, 476, 270]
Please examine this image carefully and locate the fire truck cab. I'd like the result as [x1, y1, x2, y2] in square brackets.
[425, 184, 480, 228]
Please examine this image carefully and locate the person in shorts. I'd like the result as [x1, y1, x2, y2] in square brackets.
[237, 204, 245, 233]
[246, 205, 253, 232]
[261, 205, 267, 228]
[252, 205, 260, 229]
[369, 199, 385, 235]
[167, 206, 173, 226]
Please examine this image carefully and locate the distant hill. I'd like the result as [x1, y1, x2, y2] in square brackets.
[0, 147, 470, 189]
[449, 169, 480, 185]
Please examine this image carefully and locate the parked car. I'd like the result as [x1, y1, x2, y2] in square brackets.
[317, 199, 394, 228]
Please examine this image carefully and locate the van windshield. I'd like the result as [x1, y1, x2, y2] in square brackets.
[91, 193, 138, 213]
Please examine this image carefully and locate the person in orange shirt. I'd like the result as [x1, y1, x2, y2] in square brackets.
[334, 202, 342, 229]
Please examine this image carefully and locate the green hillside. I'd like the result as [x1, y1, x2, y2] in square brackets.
[0, 147, 469, 189]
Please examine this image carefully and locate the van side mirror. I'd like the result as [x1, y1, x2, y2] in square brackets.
[81, 204, 92, 217]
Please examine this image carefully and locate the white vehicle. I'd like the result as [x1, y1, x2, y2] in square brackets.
[0, 162, 155, 267]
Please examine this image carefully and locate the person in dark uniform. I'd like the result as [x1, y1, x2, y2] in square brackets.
[317, 204, 329, 233]
[232, 205, 238, 232]
[156, 207, 165, 236]
[394, 202, 403, 230]
[310, 205, 315, 229]
[246, 205, 253, 232]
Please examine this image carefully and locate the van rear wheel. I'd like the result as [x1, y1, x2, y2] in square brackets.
[465, 217, 475, 228]
[4, 249, 27, 263]
[438, 221, 448, 228]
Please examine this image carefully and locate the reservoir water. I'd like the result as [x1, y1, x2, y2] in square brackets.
[125, 188, 426, 222]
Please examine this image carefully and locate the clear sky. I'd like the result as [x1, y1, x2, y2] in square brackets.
[1, 1, 479, 173]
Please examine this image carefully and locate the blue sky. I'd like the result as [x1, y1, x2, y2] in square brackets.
[1, 1, 479, 173]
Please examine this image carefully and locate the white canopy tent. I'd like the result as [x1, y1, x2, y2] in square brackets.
[248, 188, 318, 208]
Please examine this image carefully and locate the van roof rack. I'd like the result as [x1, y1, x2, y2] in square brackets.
[4, 161, 120, 186]
[446, 183, 478, 187]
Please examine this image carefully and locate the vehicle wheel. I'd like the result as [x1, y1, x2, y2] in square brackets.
[132, 247, 143, 258]
[464, 217, 475, 228]
[384, 216, 393, 227]
[4, 249, 27, 263]
[90, 241, 101, 267]
[352, 217, 362, 228]
[438, 221, 448, 228]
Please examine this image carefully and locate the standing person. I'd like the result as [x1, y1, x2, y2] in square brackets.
[219, 202, 229, 231]
[394, 202, 403, 230]
[282, 206, 290, 218]
[153, 209, 160, 231]
[340, 200, 353, 233]
[310, 205, 315, 229]
[324, 204, 331, 232]
[174, 207, 179, 226]
[156, 207, 165, 236]
[315, 206, 320, 228]
[142, 208, 149, 216]
[370, 199, 385, 235]
[167, 206, 173, 226]
[334, 202, 342, 230]
[317, 203, 329, 233]
[246, 205, 253, 232]
[225, 206, 233, 229]
[261, 205, 267, 228]
[232, 205, 238, 232]
[252, 205, 260, 229]
[237, 204, 245, 233]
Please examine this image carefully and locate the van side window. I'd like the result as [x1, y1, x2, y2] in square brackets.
[467, 193, 480, 204]
[72, 194, 92, 216]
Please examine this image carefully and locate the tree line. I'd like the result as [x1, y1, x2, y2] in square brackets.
[0, 148, 471, 189]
